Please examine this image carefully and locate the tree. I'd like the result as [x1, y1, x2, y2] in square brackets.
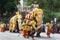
[27, 0, 60, 11]
[0, 0, 19, 22]
[43, 9, 56, 23]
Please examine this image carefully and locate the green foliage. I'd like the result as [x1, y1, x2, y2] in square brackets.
[27, 0, 60, 12]
[0, 0, 19, 22]
[0, 0, 19, 13]
[57, 16, 60, 23]
[43, 9, 56, 23]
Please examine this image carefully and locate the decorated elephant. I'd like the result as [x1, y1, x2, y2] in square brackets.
[31, 8, 44, 37]
[9, 12, 22, 32]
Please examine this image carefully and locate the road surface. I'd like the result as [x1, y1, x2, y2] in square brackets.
[0, 31, 60, 40]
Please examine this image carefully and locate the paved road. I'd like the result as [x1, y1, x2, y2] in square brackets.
[0, 31, 60, 40]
